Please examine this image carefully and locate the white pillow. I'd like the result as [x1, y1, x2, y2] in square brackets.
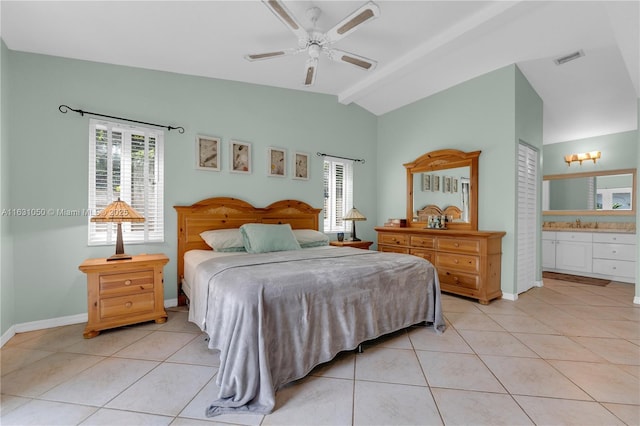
[200, 229, 245, 252]
[293, 229, 330, 248]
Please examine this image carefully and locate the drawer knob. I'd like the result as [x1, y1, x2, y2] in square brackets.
[453, 277, 459, 282]
[454, 242, 459, 247]
[124, 280, 132, 286]
[125, 301, 133, 308]
[612, 250, 617, 254]
[454, 259, 459, 264]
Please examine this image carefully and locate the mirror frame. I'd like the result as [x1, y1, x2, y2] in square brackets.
[405, 149, 480, 230]
[543, 168, 636, 216]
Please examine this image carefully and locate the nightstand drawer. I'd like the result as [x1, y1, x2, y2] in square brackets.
[436, 253, 479, 273]
[379, 233, 409, 246]
[100, 292, 155, 319]
[100, 270, 154, 296]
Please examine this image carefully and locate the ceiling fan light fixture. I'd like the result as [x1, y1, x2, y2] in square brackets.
[554, 50, 585, 65]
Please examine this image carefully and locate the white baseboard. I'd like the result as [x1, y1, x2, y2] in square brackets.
[501, 292, 518, 301]
[534, 280, 544, 288]
[634, 296, 640, 305]
[1, 325, 16, 347]
[1, 299, 180, 348]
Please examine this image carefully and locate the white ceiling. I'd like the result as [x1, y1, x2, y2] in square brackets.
[1, 1, 638, 144]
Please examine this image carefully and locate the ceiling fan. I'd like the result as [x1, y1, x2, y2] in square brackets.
[245, 0, 380, 86]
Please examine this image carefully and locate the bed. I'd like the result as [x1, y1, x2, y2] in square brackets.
[174, 197, 445, 417]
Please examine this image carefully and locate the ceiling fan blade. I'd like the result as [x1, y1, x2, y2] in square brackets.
[262, 0, 308, 42]
[304, 58, 318, 86]
[245, 48, 301, 61]
[324, 1, 380, 43]
[327, 49, 377, 71]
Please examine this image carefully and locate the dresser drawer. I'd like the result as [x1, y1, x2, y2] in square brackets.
[436, 253, 479, 273]
[410, 248, 434, 263]
[100, 292, 155, 319]
[437, 238, 480, 254]
[593, 259, 636, 279]
[438, 268, 480, 290]
[100, 270, 154, 296]
[410, 235, 435, 249]
[378, 245, 410, 254]
[593, 243, 636, 262]
[379, 233, 409, 246]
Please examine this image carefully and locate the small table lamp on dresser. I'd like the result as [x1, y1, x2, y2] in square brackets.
[90, 197, 145, 261]
[342, 207, 366, 241]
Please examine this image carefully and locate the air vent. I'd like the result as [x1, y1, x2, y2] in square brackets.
[554, 50, 585, 65]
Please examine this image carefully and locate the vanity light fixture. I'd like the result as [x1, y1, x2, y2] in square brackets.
[564, 151, 601, 166]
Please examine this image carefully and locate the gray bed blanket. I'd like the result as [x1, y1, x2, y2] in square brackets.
[188, 247, 445, 417]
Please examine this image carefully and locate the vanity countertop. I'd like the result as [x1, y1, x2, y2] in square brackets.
[542, 221, 636, 234]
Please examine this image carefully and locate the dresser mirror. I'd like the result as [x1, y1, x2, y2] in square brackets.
[543, 168, 636, 216]
[405, 149, 480, 230]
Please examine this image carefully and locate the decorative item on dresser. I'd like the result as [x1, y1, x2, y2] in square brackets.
[79, 254, 169, 338]
[376, 227, 505, 304]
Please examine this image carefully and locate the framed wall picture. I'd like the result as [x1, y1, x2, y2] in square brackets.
[432, 175, 440, 192]
[268, 147, 286, 177]
[452, 178, 458, 193]
[293, 151, 310, 180]
[230, 140, 251, 174]
[422, 173, 431, 191]
[196, 135, 221, 171]
[444, 176, 451, 193]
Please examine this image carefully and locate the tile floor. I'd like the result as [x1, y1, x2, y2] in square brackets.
[1, 278, 638, 425]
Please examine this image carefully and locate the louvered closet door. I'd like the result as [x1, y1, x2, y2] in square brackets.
[517, 142, 539, 294]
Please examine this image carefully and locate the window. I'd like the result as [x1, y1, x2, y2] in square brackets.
[323, 156, 353, 233]
[88, 119, 164, 245]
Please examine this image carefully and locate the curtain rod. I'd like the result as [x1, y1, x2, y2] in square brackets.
[316, 152, 365, 164]
[58, 105, 185, 134]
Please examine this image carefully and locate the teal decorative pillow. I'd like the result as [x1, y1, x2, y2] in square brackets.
[240, 223, 301, 253]
[293, 229, 329, 248]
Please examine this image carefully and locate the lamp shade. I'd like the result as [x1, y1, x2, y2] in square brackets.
[91, 198, 144, 261]
[91, 198, 145, 223]
[342, 207, 366, 242]
[343, 207, 366, 221]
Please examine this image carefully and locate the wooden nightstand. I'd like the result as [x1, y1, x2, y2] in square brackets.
[330, 240, 373, 250]
[79, 254, 169, 338]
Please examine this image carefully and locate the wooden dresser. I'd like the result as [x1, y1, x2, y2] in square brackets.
[375, 227, 505, 304]
[79, 254, 169, 338]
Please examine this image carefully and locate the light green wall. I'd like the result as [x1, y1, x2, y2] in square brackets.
[1, 40, 15, 337]
[637, 98, 639, 302]
[5, 50, 377, 325]
[377, 64, 543, 296]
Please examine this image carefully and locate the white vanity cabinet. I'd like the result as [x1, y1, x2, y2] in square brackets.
[555, 232, 593, 273]
[543, 230, 636, 283]
[592, 233, 636, 282]
[542, 232, 557, 269]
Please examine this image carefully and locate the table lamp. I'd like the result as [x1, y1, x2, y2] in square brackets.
[343, 207, 366, 241]
[91, 198, 145, 261]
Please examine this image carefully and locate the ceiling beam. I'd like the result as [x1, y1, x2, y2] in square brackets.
[338, 0, 527, 106]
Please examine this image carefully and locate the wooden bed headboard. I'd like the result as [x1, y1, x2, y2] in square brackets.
[173, 197, 322, 305]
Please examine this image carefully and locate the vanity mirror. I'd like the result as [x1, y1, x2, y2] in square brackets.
[405, 149, 480, 230]
[543, 168, 636, 216]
